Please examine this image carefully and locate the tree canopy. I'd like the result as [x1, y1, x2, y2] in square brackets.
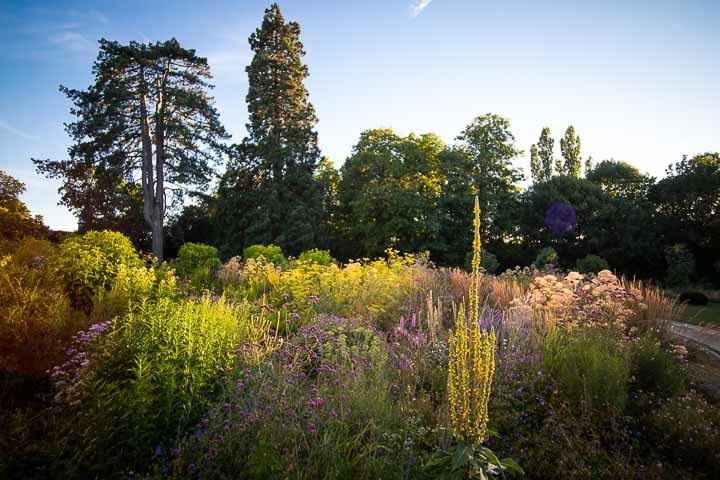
[216, 3, 322, 257]
[35, 38, 229, 260]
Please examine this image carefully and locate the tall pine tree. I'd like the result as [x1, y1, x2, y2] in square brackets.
[35, 39, 229, 261]
[217, 3, 321, 256]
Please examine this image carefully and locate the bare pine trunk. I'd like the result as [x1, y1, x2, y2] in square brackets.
[139, 66, 164, 262]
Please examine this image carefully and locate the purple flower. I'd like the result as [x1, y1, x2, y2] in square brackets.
[187, 463, 195, 474]
[306, 422, 318, 435]
[291, 312, 300, 320]
[154, 445, 163, 457]
[398, 356, 410, 371]
[544, 202, 577, 237]
[308, 294, 319, 305]
[410, 313, 417, 329]
[307, 397, 325, 409]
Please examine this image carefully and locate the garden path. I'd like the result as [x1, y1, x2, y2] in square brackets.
[672, 321, 720, 358]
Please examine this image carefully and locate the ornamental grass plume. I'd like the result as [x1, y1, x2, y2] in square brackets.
[447, 196, 496, 447]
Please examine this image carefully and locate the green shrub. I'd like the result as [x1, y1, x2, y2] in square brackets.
[176, 242, 220, 276]
[0, 238, 80, 378]
[575, 254, 609, 274]
[664, 244, 695, 287]
[533, 247, 558, 268]
[49, 230, 142, 310]
[243, 244, 287, 267]
[297, 248, 336, 266]
[54, 296, 265, 477]
[543, 329, 630, 416]
[632, 334, 686, 399]
[678, 291, 709, 306]
[176, 242, 220, 291]
[644, 391, 720, 475]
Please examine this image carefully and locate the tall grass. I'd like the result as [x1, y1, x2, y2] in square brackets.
[53, 295, 270, 477]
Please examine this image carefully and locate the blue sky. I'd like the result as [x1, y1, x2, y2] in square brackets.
[1, 0, 718, 230]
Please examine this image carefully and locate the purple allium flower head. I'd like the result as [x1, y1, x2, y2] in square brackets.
[291, 312, 300, 320]
[154, 445, 163, 457]
[544, 202, 577, 236]
[308, 294, 319, 305]
[306, 422, 317, 435]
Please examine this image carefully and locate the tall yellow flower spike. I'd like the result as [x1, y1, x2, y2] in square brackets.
[447, 195, 496, 447]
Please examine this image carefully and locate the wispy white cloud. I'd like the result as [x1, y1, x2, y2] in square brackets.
[49, 31, 95, 53]
[409, 0, 434, 18]
[0, 120, 39, 141]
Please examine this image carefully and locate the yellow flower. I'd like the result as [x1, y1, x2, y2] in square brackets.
[447, 195, 496, 447]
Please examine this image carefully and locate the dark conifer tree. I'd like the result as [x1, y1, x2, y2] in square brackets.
[217, 3, 322, 256]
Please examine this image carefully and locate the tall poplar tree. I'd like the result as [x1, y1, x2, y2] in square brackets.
[537, 127, 555, 179]
[560, 125, 582, 177]
[529, 144, 542, 183]
[217, 3, 321, 256]
[35, 39, 229, 261]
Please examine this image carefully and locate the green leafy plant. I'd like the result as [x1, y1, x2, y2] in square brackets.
[533, 247, 558, 268]
[677, 290, 709, 306]
[54, 296, 267, 477]
[664, 244, 695, 287]
[543, 329, 630, 417]
[575, 254, 609, 274]
[48, 230, 142, 310]
[176, 242, 221, 291]
[243, 244, 287, 267]
[297, 248, 336, 266]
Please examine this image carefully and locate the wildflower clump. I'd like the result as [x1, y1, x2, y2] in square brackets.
[447, 197, 496, 447]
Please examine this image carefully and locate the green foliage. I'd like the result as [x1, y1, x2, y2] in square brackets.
[177, 242, 220, 276]
[575, 254, 609, 274]
[664, 243, 696, 287]
[632, 334, 686, 399]
[536, 127, 554, 180]
[216, 3, 322, 256]
[0, 239, 78, 378]
[176, 242, 220, 291]
[543, 329, 630, 416]
[34, 38, 229, 260]
[559, 126, 582, 178]
[481, 250, 500, 274]
[243, 243, 287, 266]
[336, 129, 446, 259]
[0, 170, 46, 254]
[586, 159, 654, 199]
[651, 153, 720, 283]
[533, 247, 558, 268]
[297, 248, 336, 266]
[457, 114, 524, 246]
[677, 290, 709, 305]
[49, 230, 143, 309]
[56, 296, 264, 476]
[643, 391, 720, 476]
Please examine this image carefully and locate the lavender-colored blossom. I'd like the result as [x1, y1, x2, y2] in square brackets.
[544, 202, 577, 236]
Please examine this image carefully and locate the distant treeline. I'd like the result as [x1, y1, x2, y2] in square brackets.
[26, 3, 718, 286]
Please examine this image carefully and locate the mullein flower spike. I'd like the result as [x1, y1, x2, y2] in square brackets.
[447, 195, 496, 447]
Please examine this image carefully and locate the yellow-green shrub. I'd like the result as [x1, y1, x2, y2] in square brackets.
[49, 230, 143, 310]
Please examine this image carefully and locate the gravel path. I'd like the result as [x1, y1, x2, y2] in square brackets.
[672, 321, 720, 358]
